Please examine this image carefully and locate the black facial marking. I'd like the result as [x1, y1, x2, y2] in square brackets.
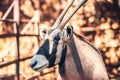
[53, 33, 60, 42]
[59, 45, 67, 78]
[36, 29, 62, 68]
[59, 45, 67, 65]
[48, 54, 56, 67]
[36, 39, 50, 58]
[48, 41, 59, 67]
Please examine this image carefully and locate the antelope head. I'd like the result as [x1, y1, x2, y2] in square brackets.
[30, 0, 87, 71]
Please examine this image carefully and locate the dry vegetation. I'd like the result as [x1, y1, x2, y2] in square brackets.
[0, 0, 120, 80]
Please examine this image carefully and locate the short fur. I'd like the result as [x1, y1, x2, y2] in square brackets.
[58, 33, 109, 80]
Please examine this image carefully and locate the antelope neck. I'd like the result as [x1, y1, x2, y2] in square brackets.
[59, 36, 84, 79]
[68, 36, 84, 76]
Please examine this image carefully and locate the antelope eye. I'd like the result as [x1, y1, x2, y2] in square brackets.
[54, 36, 60, 41]
[42, 30, 46, 34]
[53, 33, 60, 41]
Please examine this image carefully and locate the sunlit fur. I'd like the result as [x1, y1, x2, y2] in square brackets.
[30, 26, 109, 80]
[30, 28, 69, 71]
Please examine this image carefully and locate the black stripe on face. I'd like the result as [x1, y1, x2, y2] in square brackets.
[36, 39, 50, 58]
[48, 32, 61, 67]
[48, 41, 59, 67]
[59, 45, 67, 64]
[59, 45, 67, 74]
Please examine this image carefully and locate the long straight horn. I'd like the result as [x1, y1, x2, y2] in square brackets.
[58, 0, 88, 30]
[52, 0, 74, 29]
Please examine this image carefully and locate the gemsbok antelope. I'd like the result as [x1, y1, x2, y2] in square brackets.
[30, 0, 109, 80]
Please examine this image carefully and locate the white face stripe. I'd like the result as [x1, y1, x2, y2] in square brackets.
[46, 29, 63, 55]
[48, 29, 61, 38]
[54, 40, 63, 65]
[44, 29, 66, 65]
[47, 29, 64, 65]
[49, 40, 54, 54]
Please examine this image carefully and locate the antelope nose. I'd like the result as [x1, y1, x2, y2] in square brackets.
[30, 60, 37, 68]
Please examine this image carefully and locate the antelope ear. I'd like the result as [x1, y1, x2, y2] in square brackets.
[64, 26, 73, 41]
[40, 28, 47, 40]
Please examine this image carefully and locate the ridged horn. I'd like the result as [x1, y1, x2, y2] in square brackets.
[58, 0, 88, 30]
[52, 0, 74, 29]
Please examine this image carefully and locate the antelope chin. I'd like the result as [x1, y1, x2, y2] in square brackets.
[30, 55, 49, 72]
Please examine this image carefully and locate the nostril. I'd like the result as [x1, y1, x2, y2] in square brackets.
[30, 60, 37, 68]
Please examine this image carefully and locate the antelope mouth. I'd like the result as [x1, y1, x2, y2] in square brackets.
[33, 63, 48, 71]
[30, 55, 49, 71]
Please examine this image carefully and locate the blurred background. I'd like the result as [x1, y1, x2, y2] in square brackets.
[0, 0, 120, 80]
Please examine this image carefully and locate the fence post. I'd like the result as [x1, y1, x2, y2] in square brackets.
[32, 0, 40, 51]
[13, 0, 20, 80]
[34, 10, 40, 50]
